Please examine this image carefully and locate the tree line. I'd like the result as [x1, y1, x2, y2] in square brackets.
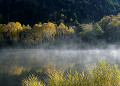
[1, 13, 120, 47]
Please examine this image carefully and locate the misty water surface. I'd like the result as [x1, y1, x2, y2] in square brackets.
[0, 46, 120, 71]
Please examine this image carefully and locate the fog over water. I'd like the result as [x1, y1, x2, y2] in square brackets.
[1, 44, 120, 71]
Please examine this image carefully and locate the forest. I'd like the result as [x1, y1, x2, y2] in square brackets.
[0, 0, 120, 25]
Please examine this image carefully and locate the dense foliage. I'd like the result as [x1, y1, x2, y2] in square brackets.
[0, 0, 120, 25]
[1, 13, 120, 47]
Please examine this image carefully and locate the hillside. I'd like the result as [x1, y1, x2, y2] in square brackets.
[0, 0, 120, 25]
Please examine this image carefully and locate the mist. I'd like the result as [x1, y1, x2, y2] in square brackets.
[1, 44, 120, 71]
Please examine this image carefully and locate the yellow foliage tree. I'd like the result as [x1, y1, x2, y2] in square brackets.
[33, 24, 42, 29]
[3, 22, 23, 42]
[81, 23, 93, 32]
[79, 23, 94, 41]
[56, 23, 69, 36]
[22, 24, 32, 30]
[68, 27, 75, 34]
[40, 22, 56, 41]
[99, 15, 112, 29]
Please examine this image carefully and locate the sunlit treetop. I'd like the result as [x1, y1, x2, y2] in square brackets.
[104, 16, 111, 21]
[40, 22, 56, 40]
[2, 22, 23, 41]
[109, 16, 118, 22]
[115, 21, 120, 27]
[99, 16, 112, 25]
[41, 22, 56, 33]
[22, 24, 32, 30]
[106, 17, 119, 31]
[33, 24, 42, 29]
[56, 23, 69, 35]
[3, 22, 23, 33]
[68, 27, 75, 34]
[58, 23, 66, 29]
[81, 23, 93, 32]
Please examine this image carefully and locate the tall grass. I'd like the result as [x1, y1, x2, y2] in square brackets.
[22, 60, 120, 86]
[21, 74, 44, 86]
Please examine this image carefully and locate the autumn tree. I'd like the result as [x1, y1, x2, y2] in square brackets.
[20, 22, 56, 45]
[22, 24, 32, 30]
[2, 22, 23, 43]
[56, 23, 69, 37]
[40, 22, 56, 41]
[99, 16, 112, 30]
[68, 27, 75, 34]
[79, 23, 94, 41]
[33, 23, 42, 29]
